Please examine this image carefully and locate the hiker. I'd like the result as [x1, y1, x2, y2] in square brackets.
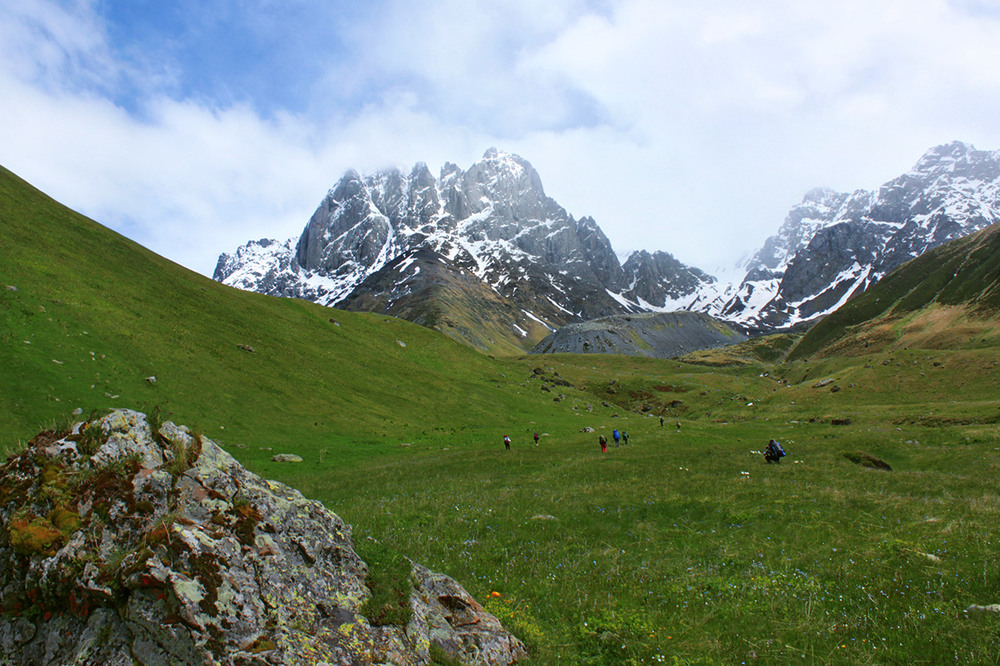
[764, 439, 786, 463]
[676, 421, 681, 432]
[622, 431, 629, 446]
[534, 432, 540, 446]
[599, 435, 607, 453]
[660, 416, 664, 427]
[504, 435, 511, 450]
[613, 429, 620, 446]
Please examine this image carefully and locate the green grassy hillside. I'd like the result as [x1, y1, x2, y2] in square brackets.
[791, 222, 1000, 360]
[0, 165, 595, 464]
[3, 165, 1000, 663]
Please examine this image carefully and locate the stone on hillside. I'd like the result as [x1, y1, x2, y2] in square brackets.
[271, 453, 304, 462]
[842, 451, 892, 471]
[0, 409, 527, 665]
[966, 604, 1000, 615]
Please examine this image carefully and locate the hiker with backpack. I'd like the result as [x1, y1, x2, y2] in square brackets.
[764, 439, 786, 463]
[533, 432, 540, 446]
[599, 435, 607, 453]
[504, 435, 511, 450]
[622, 431, 629, 446]
[613, 429, 621, 446]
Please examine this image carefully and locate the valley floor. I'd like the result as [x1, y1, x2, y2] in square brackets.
[257, 349, 1000, 665]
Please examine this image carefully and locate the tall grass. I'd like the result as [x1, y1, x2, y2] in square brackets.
[287, 412, 1000, 663]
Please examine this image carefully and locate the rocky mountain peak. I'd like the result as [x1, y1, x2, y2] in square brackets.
[801, 187, 842, 204]
[215, 140, 1000, 348]
[0, 409, 527, 664]
[706, 140, 1000, 331]
[215, 149, 712, 351]
[912, 140, 975, 172]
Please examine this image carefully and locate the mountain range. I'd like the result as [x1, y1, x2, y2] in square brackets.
[215, 141, 1000, 353]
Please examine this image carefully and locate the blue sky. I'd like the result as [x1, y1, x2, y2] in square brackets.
[3, 0, 1000, 277]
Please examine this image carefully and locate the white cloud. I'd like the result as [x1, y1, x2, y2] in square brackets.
[2, 0, 1000, 276]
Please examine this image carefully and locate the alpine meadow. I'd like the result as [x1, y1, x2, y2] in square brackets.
[3, 158, 1000, 666]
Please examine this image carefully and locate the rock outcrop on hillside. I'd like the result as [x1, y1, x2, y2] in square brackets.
[531, 311, 747, 358]
[0, 409, 526, 665]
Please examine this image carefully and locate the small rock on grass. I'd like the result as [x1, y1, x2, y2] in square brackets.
[271, 453, 303, 463]
[966, 604, 1000, 615]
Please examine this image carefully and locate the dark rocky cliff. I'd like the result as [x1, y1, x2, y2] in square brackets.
[531, 311, 747, 358]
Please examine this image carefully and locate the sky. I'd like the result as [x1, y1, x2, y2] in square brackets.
[2, 0, 1000, 278]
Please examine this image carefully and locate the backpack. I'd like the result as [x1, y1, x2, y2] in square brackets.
[769, 440, 785, 457]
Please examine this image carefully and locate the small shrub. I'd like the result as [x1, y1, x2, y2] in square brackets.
[143, 405, 169, 436]
[75, 421, 106, 456]
[428, 642, 466, 666]
[358, 540, 413, 627]
[842, 451, 892, 471]
[576, 609, 651, 665]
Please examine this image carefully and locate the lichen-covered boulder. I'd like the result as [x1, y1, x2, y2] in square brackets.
[0, 409, 527, 665]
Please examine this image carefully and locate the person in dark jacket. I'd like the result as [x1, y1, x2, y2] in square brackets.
[764, 439, 786, 463]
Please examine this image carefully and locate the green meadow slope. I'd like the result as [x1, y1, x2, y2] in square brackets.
[3, 165, 1000, 663]
[0, 165, 597, 464]
[791, 221, 1000, 360]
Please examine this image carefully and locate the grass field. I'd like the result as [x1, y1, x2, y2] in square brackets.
[3, 164, 1000, 663]
[273, 351, 1000, 664]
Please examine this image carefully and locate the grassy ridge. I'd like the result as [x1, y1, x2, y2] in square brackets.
[3, 164, 1000, 662]
[791, 223, 1000, 359]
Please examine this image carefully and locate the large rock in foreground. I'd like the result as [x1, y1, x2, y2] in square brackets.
[0, 409, 526, 665]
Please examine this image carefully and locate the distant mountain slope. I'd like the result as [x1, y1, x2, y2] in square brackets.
[215, 149, 713, 353]
[789, 220, 1000, 359]
[703, 141, 1000, 331]
[531, 311, 747, 359]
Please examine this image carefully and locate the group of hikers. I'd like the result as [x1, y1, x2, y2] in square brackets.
[503, 428, 788, 463]
[503, 431, 541, 449]
[597, 428, 629, 452]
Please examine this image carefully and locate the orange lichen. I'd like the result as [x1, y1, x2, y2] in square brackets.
[8, 514, 66, 556]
